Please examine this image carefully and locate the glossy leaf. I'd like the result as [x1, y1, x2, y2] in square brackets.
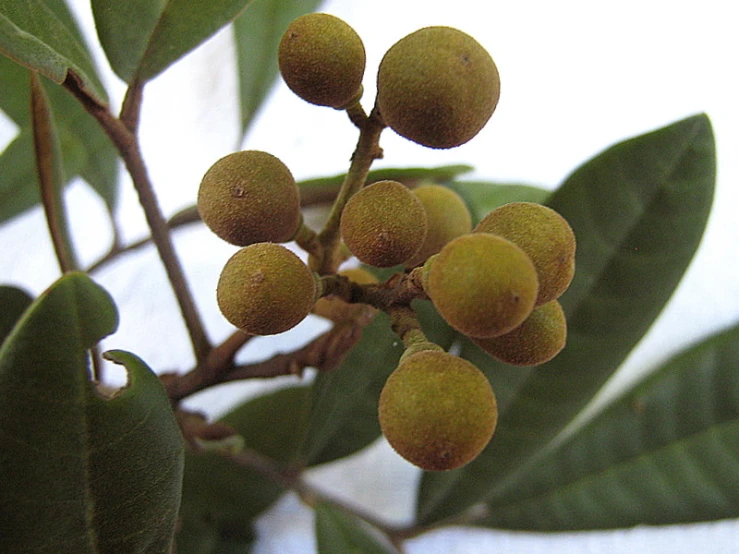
[0, 0, 106, 104]
[178, 385, 312, 550]
[0, 272, 184, 552]
[481, 322, 739, 530]
[233, 0, 323, 135]
[302, 313, 405, 467]
[0, 285, 33, 345]
[92, 0, 253, 84]
[417, 114, 716, 525]
[315, 502, 398, 554]
[445, 181, 549, 225]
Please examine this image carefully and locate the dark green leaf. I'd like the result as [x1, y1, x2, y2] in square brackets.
[302, 313, 405, 467]
[481, 322, 739, 530]
[417, 114, 716, 525]
[0, 52, 30, 123]
[0, 129, 41, 222]
[0, 0, 106, 104]
[178, 385, 312, 550]
[0, 285, 33, 345]
[315, 502, 398, 554]
[92, 0, 254, 84]
[0, 272, 184, 553]
[445, 181, 549, 225]
[233, 0, 323, 135]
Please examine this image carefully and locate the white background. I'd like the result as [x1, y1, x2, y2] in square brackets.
[1, 0, 738, 552]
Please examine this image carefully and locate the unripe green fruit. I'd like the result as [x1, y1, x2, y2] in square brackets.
[405, 184, 472, 267]
[378, 350, 497, 471]
[377, 26, 500, 149]
[472, 300, 567, 366]
[426, 233, 539, 338]
[474, 202, 576, 306]
[278, 13, 366, 108]
[216, 243, 317, 335]
[340, 180, 428, 268]
[197, 150, 300, 246]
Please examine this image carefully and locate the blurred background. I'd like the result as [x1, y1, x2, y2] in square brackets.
[1, 0, 737, 552]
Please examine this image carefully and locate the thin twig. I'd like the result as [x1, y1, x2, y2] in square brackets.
[62, 71, 212, 364]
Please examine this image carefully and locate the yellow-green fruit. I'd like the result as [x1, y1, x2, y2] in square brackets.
[378, 350, 497, 471]
[340, 180, 428, 268]
[216, 243, 317, 335]
[377, 26, 500, 149]
[405, 184, 472, 267]
[278, 13, 366, 108]
[474, 202, 576, 306]
[472, 300, 567, 366]
[426, 233, 539, 338]
[198, 150, 300, 246]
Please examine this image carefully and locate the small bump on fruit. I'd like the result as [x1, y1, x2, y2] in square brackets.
[340, 180, 428, 268]
[197, 150, 300, 246]
[378, 350, 497, 471]
[216, 243, 316, 335]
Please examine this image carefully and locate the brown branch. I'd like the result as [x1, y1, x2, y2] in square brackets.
[63, 71, 211, 364]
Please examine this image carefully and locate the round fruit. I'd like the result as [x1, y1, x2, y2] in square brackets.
[405, 184, 472, 267]
[426, 233, 539, 338]
[474, 202, 576, 306]
[377, 26, 500, 149]
[472, 300, 567, 366]
[278, 13, 366, 108]
[216, 243, 317, 335]
[340, 180, 428, 268]
[378, 350, 497, 471]
[197, 150, 300, 246]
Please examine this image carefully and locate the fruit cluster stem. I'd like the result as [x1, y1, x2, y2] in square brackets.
[313, 107, 385, 274]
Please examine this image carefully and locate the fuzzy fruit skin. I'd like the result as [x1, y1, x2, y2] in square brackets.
[472, 300, 567, 366]
[426, 233, 539, 338]
[278, 13, 366, 108]
[198, 150, 300, 246]
[379, 350, 497, 471]
[216, 243, 317, 335]
[405, 184, 472, 267]
[340, 180, 428, 268]
[377, 26, 500, 149]
[474, 202, 576, 306]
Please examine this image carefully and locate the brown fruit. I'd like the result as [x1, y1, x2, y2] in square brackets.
[405, 184, 472, 267]
[378, 350, 497, 471]
[216, 243, 317, 335]
[340, 180, 428, 268]
[426, 233, 539, 338]
[197, 150, 300, 246]
[472, 300, 567, 366]
[474, 202, 576, 306]
[377, 26, 500, 148]
[278, 13, 366, 108]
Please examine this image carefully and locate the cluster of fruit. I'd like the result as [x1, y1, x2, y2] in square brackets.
[196, 13, 575, 472]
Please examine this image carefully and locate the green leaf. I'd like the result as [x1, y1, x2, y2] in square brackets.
[416, 113, 716, 525]
[0, 285, 33, 345]
[0, 272, 184, 553]
[0, 0, 107, 104]
[315, 502, 398, 554]
[302, 313, 405, 466]
[233, 0, 323, 135]
[445, 181, 549, 225]
[92, 0, 254, 84]
[0, 128, 41, 222]
[481, 322, 739, 530]
[178, 385, 312, 550]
